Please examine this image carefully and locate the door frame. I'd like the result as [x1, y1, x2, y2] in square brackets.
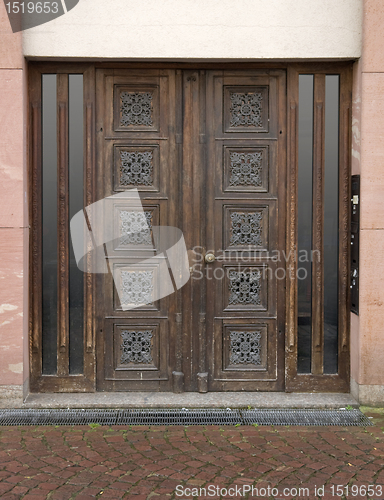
[285, 63, 352, 392]
[28, 61, 352, 393]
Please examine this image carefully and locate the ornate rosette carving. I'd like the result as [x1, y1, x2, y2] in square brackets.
[120, 150, 153, 187]
[120, 211, 152, 246]
[120, 92, 153, 127]
[120, 330, 153, 364]
[229, 152, 262, 187]
[229, 330, 262, 365]
[229, 92, 263, 128]
[121, 270, 154, 306]
[228, 269, 261, 305]
[230, 212, 262, 247]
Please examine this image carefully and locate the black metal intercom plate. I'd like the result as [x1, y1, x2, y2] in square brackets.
[351, 175, 360, 314]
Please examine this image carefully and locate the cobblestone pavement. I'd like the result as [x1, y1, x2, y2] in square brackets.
[0, 408, 383, 500]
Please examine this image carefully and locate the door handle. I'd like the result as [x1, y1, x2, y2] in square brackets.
[205, 253, 216, 263]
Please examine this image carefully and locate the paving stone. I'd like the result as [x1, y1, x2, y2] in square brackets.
[0, 411, 382, 499]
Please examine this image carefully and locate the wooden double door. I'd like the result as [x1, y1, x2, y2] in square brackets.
[95, 68, 286, 392]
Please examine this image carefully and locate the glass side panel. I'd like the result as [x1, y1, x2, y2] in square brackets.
[68, 74, 84, 375]
[297, 75, 313, 374]
[42, 74, 58, 375]
[323, 75, 339, 374]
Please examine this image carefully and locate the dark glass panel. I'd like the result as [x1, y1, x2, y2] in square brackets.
[42, 74, 58, 375]
[68, 74, 84, 374]
[323, 75, 339, 374]
[297, 75, 313, 374]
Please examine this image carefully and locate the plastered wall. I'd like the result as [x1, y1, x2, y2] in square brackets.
[22, 0, 362, 60]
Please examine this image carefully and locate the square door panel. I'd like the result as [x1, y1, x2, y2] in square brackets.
[103, 319, 169, 382]
[114, 323, 159, 371]
[223, 205, 269, 252]
[223, 145, 269, 193]
[113, 144, 160, 192]
[223, 86, 269, 133]
[113, 204, 160, 252]
[112, 261, 172, 312]
[114, 85, 160, 132]
[213, 318, 277, 382]
[223, 323, 268, 371]
[223, 264, 269, 312]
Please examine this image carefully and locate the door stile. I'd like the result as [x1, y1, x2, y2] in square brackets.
[172, 69, 184, 392]
[275, 69, 288, 390]
[337, 69, 352, 384]
[181, 70, 206, 391]
[29, 66, 43, 388]
[197, 70, 208, 392]
[285, 67, 299, 387]
[83, 65, 96, 386]
[204, 70, 219, 391]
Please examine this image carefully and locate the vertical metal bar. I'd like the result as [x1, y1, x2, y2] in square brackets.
[311, 74, 325, 375]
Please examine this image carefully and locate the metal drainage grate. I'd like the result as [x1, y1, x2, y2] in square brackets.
[0, 409, 119, 427]
[242, 409, 373, 427]
[117, 409, 242, 426]
[0, 408, 372, 426]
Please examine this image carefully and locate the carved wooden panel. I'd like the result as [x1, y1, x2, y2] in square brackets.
[112, 263, 160, 312]
[113, 204, 159, 251]
[120, 92, 153, 127]
[228, 269, 261, 306]
[224, 86, 269, 133]
[114, 324, 159, 370]
[223, 205, 269, 251]
[223, 146, 269, 193]
[114, 85, 159, 132]
[223, 265, 269, 312]
[121, 270, 154, 306]
[120, 211, 152, 246]
[114, 145, 160, 192]
[102, 316, 169, 382]
[214, 319, 276, 382]
[223, 324, 268, 371]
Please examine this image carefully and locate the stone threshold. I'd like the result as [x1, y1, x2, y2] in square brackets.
[12, 392, 360, 409]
